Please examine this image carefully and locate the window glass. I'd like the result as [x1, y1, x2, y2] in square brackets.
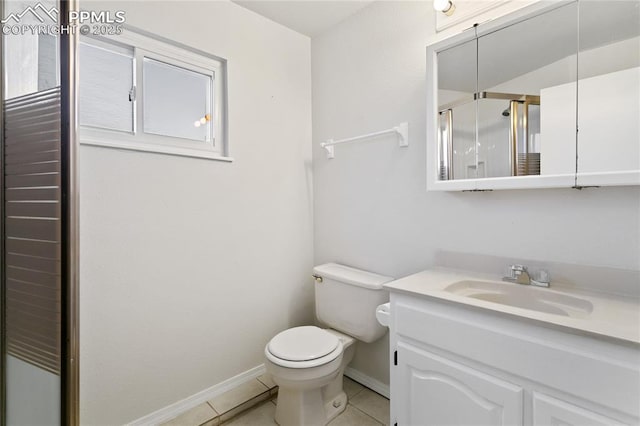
[79, 40, 134, 132]
[142, 57, 212, 142]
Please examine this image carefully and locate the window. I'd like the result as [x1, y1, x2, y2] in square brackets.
[79, 30, 228, 160]
[79, 40, 134, 132]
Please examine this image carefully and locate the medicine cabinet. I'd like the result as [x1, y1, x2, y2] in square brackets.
[426, 1, 640, 191]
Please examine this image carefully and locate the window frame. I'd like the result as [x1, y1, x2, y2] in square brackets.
[79, 28, 231, 162]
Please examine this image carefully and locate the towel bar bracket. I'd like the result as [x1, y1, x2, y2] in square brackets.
[396, 122, 409, 148]
[323, 142, 335, 159]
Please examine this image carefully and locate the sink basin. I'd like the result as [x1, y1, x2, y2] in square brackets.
[444, 280, 594, 318]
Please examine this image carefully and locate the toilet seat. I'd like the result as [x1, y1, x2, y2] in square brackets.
[266, 326, 343, 369]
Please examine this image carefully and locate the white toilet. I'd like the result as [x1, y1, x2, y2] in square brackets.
[264, 263, 392, 426]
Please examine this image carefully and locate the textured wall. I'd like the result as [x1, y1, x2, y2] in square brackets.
[79, 2, 313, 423]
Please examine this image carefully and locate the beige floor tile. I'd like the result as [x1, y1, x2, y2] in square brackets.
[328, 405, 383, 426]
[161, 403, 217, 426]
[219, 392, 271, 423]
[343, 377, 365, 399]
[223, 401, 277, 426]
[350, 389, 390, 425]
[256, 373, 277, 390]
[208, 379, 269, 415]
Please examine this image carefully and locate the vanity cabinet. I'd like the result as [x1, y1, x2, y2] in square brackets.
[388, 294, 640, 426]
[396, 343, 523, 425]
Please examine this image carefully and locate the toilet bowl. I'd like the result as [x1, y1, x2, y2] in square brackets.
[264, 263, 392, 426]
[265, 326, 355, 425]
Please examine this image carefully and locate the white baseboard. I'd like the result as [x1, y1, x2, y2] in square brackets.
[128, 364, 266, 425]
[127, 364, 388, 425]
[344, 366, 390, 399]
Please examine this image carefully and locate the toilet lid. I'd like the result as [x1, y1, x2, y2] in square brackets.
[267, 326, 339, 362]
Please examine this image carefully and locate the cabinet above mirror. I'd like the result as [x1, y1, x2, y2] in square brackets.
[426, 1, 640, 191]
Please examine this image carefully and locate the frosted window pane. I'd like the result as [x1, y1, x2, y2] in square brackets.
[143, 58, 211, 142]
[79, 41, 134, 132]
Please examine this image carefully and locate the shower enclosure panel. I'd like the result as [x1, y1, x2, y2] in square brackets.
[1, 0, 79, 424]
[4, 88, 63, 426]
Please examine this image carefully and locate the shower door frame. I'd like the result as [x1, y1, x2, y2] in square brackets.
[0, 0, 5, 422]
[59, 0, 80, 423]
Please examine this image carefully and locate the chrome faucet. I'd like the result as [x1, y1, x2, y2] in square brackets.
[503, 264, 550, 287]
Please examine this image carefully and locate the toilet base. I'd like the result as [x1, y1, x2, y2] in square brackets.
[274, 374, 348, 426]
[274, 387, 347, 426]
[324, 390, 347, 424]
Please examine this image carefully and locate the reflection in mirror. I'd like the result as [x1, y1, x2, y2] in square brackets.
[476, 96, 541, 177]
[437, 39, 477, 180]
[577, 1, 640, 176]
[2, 0, 59, 100]
[477, 2, 578, 178]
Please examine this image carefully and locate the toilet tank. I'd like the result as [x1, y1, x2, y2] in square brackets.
[313, 263, 392, 343]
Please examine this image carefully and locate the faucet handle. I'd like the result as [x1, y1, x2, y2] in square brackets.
[531, 269, 551, 287]
[504, 264, 525, 277]
[503, 264, 526, 281]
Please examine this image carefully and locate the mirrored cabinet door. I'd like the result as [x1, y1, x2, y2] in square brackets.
[437, 39, 477, 180]
[576, 1, 640, 186]
[477, 2, 578, 179]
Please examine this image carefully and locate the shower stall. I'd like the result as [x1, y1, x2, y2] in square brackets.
[437, 91, 542, 181]
[0, 0, 79, 424]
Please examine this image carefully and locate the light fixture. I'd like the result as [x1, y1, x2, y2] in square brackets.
[193, 114, 212, 128]
[434, 0, 455, 16]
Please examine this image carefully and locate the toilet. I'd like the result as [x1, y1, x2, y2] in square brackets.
[264, 263, 392, 426]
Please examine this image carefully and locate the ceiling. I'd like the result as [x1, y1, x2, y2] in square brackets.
[232, 0, 374, 37]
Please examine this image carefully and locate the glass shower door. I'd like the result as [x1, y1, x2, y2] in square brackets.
[1, 0, 78, 424]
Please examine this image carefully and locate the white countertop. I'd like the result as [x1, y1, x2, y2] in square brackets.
[384, 268, 640, 345]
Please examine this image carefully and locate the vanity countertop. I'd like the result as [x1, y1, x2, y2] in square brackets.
[384, 268, 640, 345]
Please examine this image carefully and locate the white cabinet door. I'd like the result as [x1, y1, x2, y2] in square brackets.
[533, 392, 627, 426]
[396, 342, 523, 426]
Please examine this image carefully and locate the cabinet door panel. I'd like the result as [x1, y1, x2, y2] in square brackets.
[533, 392, 628, 426]
[575, 0, 640, 186]
[397, 342, 523, 426]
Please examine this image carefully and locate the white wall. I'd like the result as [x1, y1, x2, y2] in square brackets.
[312, 1, 640, 386]
[79, 1, 313, 424]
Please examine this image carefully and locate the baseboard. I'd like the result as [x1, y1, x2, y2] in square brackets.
[344, 366, 390, 399]
[127, 364, 266, 425]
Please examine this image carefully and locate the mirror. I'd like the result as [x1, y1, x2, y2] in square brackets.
[576, 1, 640, 185]
[477, 2, 577, 179]
[427, 1, 640, 190]
[437, 39, 477, 180]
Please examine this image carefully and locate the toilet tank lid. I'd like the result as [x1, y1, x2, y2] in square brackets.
[313, 263, 393, 290]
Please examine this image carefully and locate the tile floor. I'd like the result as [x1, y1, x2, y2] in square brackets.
[162, 374, 277, 426]
[161, 375, 389, 426]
